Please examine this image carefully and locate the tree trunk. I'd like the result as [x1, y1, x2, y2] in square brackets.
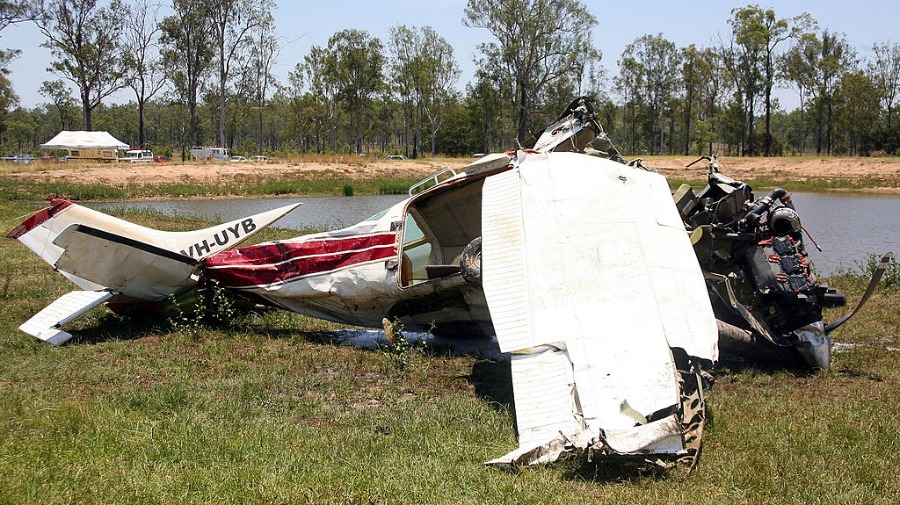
[138, 100, 146, 147]
[765, 83, 772, 156]
[658, 108, 664, 155]
[81, 87, 91, 131]
[258, 105, 264, 155]
[517, 81, 529, 143]
[219, 36, 227, 148]
[684, 97, 692, 155]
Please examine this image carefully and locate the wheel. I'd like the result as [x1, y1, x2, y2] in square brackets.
[459, 236, 482, 288]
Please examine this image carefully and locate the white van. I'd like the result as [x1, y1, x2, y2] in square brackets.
[119, 149, 153, 163]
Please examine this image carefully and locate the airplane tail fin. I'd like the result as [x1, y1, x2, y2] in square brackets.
[8, 198, 301, 266]
[7, 200, 301, 341]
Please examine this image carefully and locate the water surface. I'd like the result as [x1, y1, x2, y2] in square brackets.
[88, 192, 899, 276]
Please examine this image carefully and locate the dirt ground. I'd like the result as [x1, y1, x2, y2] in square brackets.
[651, 156, 900, 191]
[6, 155, 900, 192]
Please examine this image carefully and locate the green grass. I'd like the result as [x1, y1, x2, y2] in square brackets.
[667, 176, 900, 193]
[1, 201, 899, 503]
[0, 175, 423, 203]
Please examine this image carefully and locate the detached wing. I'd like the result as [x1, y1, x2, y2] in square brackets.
[482, 152, 718, 467]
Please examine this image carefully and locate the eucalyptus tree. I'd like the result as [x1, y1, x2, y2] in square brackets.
[388, 25, 460, 157]
[616, 53, 642, 154]
[722, 7, 765, 156]
[0, 48, 17, 135]
[206, 0, 275, 149]
[466, 69, 507, 155]
[729, 6, 814, 156]
[0, 0, 34, 33]
[324, 29, 385, 154]
[835, 70, 880, 155]
[780, 33, 819, 152]
[464, 0, 599, 143]
[39, 79, 75, 130]
[389, 25, 420, 157]
[248, 22, 284, 155]
[416, 28, 460, 157]
[868, 41, 900, 146]
[161, 0, 214, 150]
[0, 0, 31, 134]
[289, 45, 338, 153]
[674, 45, 724, 156]
[680, 45, 704, 155]
[619, 33, 680, 155]
[36, 0, 126, 131]
[123, 0, 166, 147]
[811, 30, 855, 154]
[0, 0, 34, 126]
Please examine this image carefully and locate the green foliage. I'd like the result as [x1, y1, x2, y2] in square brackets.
[377, 181, 407, 195]
[38, 0, 127, 131]
[341, 183, 354, 196]
[853, 253, 900, 289]
[166, 280, 238, 339]
[5, 4, 900, 160]
[0, 174, 424, 202]
[464, 0, 599, 142]
[379, 319, 429, 371]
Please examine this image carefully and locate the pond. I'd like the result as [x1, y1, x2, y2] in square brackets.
[89, 195, 407, 233]
[88, 192, 899, 276]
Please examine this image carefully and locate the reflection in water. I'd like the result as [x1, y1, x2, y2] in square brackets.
[89, 195, 407, 233]
[88, 192, 899, 276]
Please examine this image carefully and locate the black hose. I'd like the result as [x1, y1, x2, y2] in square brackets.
[738, 188, 787, 231]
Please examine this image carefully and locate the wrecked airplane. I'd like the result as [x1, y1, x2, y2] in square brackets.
[7, 98, 882, 471]
[674, 154, 890, 369]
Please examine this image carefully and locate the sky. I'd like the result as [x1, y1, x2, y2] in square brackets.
[1, 0, 897, 111]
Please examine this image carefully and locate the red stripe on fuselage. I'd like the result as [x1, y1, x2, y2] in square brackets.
[6, 199, 73, 239]
[204, 233, 398, 288]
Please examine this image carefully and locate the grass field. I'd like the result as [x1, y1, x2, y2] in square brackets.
[0, 174, 426, 202]
[1, 199, 899, 504]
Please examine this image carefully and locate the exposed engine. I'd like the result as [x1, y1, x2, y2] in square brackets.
[675, 155, 845, 368]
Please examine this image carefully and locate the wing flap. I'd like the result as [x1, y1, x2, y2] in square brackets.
[19, 291, 114, 345]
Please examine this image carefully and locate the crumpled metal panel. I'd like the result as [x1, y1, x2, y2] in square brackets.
[505, 346, 580, 448]
[483, 152, 718, 467]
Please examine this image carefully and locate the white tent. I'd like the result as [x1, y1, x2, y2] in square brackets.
[40, 131, 129, 150]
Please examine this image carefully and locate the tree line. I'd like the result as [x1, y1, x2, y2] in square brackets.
[1, 0, 898, 159]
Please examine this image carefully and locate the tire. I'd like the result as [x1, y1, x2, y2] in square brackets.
[459, 236, 482, 288]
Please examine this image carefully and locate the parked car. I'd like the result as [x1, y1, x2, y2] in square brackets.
[229, 156, 248, 163]
[41, 156, 57, 162]
[119, 149, 153, 163]
[386, 154, 407, 160]
[153, 156, 173, 163]
[12, 154, 35, 164]
[249, 155, 267, 162]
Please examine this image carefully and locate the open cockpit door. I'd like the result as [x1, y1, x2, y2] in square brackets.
[481, 152, 718, 468]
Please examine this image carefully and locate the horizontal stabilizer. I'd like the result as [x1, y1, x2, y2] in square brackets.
[53, 225, 199, 300]
[19, 291, 114, 345]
